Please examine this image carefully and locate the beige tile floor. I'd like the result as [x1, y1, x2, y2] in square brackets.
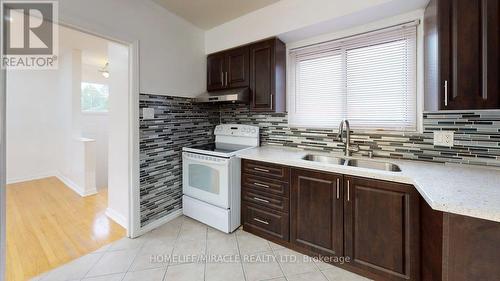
[32, 216, 371, 281]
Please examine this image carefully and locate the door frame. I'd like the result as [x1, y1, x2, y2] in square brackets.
[0, 16, 142, 281]
[1, 48, 6, 281]
[54, 22, 142, 238]
[3, 19, 142, 238]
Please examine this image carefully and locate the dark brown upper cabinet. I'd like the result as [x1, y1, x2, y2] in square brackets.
[249, 38, 286, 112]
[206, 38, 286, 112]
[207, 46, 249, 91]
[226, 47, 250, 89]
[207, 53, 226, 91]
[343, 176, 420, 281]
[290, 169, 343, 257]
[424, 0, 500, 110]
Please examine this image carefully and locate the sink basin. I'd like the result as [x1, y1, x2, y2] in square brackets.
[302, 154, 346, 165]
[347, 159, 401, 172]
[302, 154, 402, 172]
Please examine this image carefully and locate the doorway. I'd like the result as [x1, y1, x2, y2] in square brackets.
[5, 23, 133, 281]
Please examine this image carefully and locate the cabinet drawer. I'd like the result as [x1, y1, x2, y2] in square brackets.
[243, 160, 289, 181]
[242, 174, 289, 198]
[243, 202, 289, 241]
[243, 188, 289, 213]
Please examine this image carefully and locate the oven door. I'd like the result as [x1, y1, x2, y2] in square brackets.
[182, 152, 230, 209]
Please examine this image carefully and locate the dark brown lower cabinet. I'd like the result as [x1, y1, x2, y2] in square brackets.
[242, 202, 289, 241]
[421, 204, 500, 281]
[422, 210, 500, 281]
[343, 176, 420, 281]
[290, 169, 343, 257]
[243, 160, 500, 281]
[442, 213, 500, 281]
[242, 160, 290, 242]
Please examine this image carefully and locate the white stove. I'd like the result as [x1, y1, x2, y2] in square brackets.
[182, 124, 259, 233]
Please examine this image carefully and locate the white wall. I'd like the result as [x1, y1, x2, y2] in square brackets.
[81, 113, 108, 189]
[81, 63, 109, 189]
[204, 0, 392, 53]
[7, 33, 109, 196]
[106, 42, 130, 228]
[56, 0, 206, 97]
[56, 49, 98, 196]
[6, 49, 100, 195]
[6, 69, 59, 183]
[82, 64, 108, 85]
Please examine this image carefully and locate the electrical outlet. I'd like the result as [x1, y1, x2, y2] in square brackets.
[143, 108, 155, 119]
[434, 131, 454, 146]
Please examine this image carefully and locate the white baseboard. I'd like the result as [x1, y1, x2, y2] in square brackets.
[7, 171, 97, 198]
[133, 209, 183, 237]
[106, 207, 128, 229]
[55, 173, 97, 197]
[6, 171, 58, 185]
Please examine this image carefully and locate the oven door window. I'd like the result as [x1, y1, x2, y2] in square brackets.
[188, 164, 220, 194]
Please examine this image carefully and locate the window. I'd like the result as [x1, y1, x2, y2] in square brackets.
[81, 82, 109, 113]
[289, 23, 418, 131]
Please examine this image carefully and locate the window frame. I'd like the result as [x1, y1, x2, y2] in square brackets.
[287, 18, 424, 133]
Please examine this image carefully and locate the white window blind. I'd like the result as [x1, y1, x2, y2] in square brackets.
[289, 22, 418, 131]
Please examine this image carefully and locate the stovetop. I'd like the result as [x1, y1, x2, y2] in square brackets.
[188, 143, 245, 154]
[183, 143, 255, 157]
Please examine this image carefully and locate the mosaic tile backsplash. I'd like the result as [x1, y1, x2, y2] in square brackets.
[139, 94, 218, 227]
[139, 94, 500, 227]
[220, 104, 500, 167]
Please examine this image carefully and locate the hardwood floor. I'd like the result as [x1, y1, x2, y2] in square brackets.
[6, 177, 126, 281]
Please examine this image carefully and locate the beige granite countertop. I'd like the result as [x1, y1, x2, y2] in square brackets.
[236, 145, 500, 223]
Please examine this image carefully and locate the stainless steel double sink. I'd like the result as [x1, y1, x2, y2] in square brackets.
[302, 154, 401, 172]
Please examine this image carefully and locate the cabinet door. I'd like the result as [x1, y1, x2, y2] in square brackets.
[442, 213, 500, 281]
[344, 177, 419, 281]
[291, 169, 343, 257]
[226, 46, 249, 88]
[207, 53, 225, 91]
[249, 40, 275, 111]
[441, 0, 500, 109]
[484, 0, 500, 109]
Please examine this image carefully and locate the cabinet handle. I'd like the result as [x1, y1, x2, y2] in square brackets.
[253, 218, 269, 225]
[253, 197, 270, 203]
[253, 182, 270, 188]
[221, 72, 224, 86]
[482, 0, 488, 101]
[336, 178, 340, 199]
[253, 167, 270, 173]
[444, 80, 448, 107]
[225, 72, 228, 87]
[347, 180, 350, 202]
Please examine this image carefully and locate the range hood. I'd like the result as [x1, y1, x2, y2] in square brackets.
[195, 87, 249, 103]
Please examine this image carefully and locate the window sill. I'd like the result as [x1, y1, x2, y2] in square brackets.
[81, 111, 109, 116]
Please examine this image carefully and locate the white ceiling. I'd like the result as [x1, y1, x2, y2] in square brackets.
[59, 25, 109, 67]
[280, 0, 430, 43]
[152, 0, 281, 30]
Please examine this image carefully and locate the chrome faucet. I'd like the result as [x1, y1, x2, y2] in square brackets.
[338, 120, 358, 157]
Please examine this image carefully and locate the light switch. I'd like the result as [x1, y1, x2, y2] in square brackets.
[143, 108, 155, 119]
[433, 131, 454, 147]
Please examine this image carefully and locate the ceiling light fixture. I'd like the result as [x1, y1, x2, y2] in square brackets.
[99, 62, 110, 78]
